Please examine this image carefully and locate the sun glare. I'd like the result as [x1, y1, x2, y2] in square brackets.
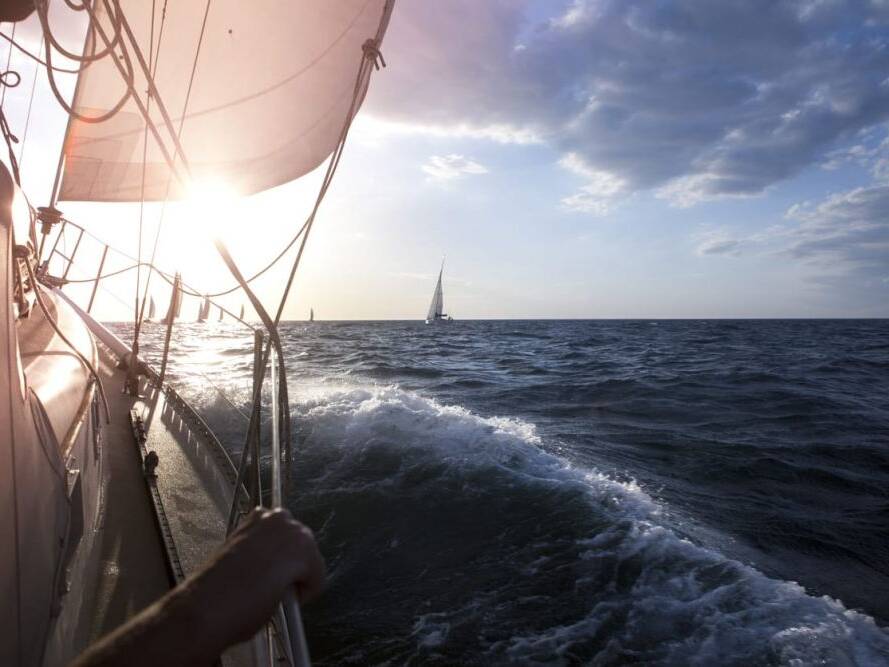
[160, 176, 248, 278]
[180, 177, 241, 241]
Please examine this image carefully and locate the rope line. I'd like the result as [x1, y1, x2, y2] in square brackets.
[50, 248, 256, 331]
[0, 23, 18, 109]
[17, 36, 44, 171]
[135, 0, 212, 335]
[0, 29, 81, 74]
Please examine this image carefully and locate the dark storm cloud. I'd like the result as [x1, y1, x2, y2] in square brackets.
[372, 0, 889, 203]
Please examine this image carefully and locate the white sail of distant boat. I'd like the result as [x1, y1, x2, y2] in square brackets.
[163, 277, 183, 325]
[239, 304, 245, 321]
[197, 295, 211, 322]
[425, 260, 452, 324]
[218, 306, 224, 323]
[309, 308, 314, 322]
[148, 296, 156, 321]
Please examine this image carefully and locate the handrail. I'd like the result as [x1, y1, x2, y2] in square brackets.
[271, 346, 311, 667]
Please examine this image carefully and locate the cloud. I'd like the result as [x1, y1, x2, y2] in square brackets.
[694, 229, 745, 256]
[371, 0, 889, 204]
[558, 153, 626, 214]
[420, 154, 488, 183]
[783, 185, 889, 281]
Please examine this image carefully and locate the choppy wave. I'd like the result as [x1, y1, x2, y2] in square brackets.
[109, 319, 889, 665]
[281, 384, 889, 665]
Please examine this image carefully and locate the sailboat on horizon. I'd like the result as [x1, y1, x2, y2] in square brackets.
[196, 295, 211, 322]
[309, 308, 314, 323]
[425, 260, 453, 324]
[147, 296, 156, 322]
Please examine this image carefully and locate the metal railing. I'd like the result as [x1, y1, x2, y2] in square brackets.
[35, 210, 310, 667]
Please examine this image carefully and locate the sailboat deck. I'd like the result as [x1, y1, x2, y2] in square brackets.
[87, 345, 171, 643]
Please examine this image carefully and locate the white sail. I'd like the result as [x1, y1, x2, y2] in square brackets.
[309, 308, 314, 322]
[426, 269, 444, 321]
[148, 296, 156, 320]
[239, 304, 245, 320]
[58, 0, 394, 202]
[198, 295, 210, 321]
[218, 306, 224, 322]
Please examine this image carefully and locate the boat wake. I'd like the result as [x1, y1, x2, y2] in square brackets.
[234, 383, 889, 666]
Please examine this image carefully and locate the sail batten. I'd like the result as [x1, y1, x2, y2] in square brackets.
[58, 0, 394, 202]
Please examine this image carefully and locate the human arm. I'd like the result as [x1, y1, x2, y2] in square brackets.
[72, 508, 325, 667]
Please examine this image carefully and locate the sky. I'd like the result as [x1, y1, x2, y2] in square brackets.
[2, 0, 889, 320]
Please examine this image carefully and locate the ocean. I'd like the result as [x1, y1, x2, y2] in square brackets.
[110, 319, 889, 666]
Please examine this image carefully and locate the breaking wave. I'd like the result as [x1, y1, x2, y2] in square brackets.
[269, 384, 889, 666]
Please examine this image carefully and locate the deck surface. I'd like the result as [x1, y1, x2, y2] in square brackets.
[88, 348, 171, 642]
[134, 387, 231, 577]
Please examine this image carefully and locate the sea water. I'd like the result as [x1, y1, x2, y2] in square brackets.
[110, 319, 889, 665]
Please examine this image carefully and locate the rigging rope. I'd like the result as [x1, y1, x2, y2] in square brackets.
[135, 0, 212, 335]
[0, 107, 21, 185]
[34, 0, 125, 64]
[0, 30, 81, 74]
[0, 23, 18, 108]
[17, 35, 44, 171]
[132, 0, 160, 377]
[37, 0, 135, 125]
[50, 247, 256, 331]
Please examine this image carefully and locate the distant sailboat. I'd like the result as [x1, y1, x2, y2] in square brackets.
[147, 296, 156, 322]
[425, 260, 452, 324]
[218, 306, 224, 323]
[239, 304, 245, 321]
[162, 279, 182, 325]
[309, 308, 314, 323]
[197, 295, 211, 322]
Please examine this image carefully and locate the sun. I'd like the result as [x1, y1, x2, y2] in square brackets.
[179, 177, 241, 241]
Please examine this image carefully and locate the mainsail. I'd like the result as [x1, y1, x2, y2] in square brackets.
[218, 306, 224, 322]
[148, 296, 156, 320]
[239, 304, 245, 320]
[309, 308, 314, 322]
[426, 268, 444, 321]
[58, 1, 394, 202]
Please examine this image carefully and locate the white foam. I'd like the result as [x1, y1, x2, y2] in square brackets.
[288, 383, 889, 663]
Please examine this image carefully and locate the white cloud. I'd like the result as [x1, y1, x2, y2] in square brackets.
[558, 152, 626, 214]
[693, 228, 744, 256]
[421, 154, 489, 183]
[354, 116, 542, 146]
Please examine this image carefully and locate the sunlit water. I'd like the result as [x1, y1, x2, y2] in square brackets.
[108, 319, 889, 665]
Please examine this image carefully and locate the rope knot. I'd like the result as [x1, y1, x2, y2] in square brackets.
[362, 39, 386, 70]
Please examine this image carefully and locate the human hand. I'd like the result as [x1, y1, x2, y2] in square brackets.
[188, 507, 326, 648]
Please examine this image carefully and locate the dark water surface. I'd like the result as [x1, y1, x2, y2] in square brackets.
[112, 319, 889, 665]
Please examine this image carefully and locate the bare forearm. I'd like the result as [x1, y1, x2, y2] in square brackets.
[72, 509, 324, 666]
[71, 581, 217, 667]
